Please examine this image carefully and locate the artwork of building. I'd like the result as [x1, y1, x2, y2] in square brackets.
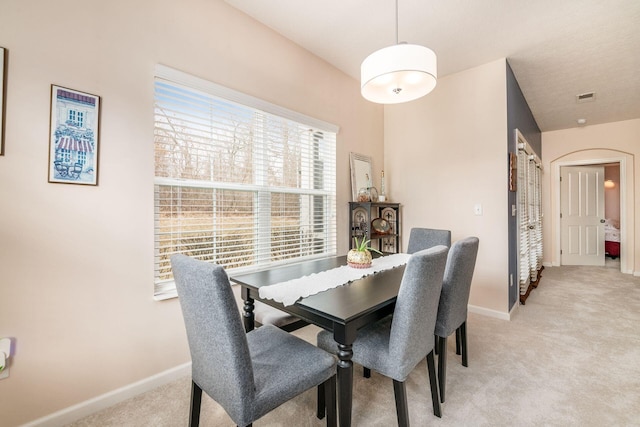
[52, 88, 97, 180]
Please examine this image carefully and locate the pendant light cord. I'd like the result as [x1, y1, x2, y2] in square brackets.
[395, 0, 399, 45]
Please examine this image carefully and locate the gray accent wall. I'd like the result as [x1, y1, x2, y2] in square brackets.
[506, 60, 541, 311]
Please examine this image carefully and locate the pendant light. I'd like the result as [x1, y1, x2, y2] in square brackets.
[361, 0, 437, 104]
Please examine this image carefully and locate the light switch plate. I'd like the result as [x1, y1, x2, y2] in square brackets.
[0, 337, 12, 379]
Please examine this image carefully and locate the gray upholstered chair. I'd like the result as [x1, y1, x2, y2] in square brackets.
[360, 226, 452, 379]
[171, 254, 337, 427]
[317, 246, 449, 425]
[407, 227, 452, 253]
[434, 236, 479, 403]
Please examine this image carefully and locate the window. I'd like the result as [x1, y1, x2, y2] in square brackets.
[154, 65, 338, 298]
[67, 109, 84, 127]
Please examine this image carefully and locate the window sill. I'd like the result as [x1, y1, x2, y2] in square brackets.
[154, 281, 178, 301]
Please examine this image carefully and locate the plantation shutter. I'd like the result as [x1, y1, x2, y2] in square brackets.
[153, 65, 338, 299]
[516, 130, 543, 296]
[517, 148, 531, 294]
[530, 160, 543, 281]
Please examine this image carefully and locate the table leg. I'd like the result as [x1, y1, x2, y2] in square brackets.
[241, 287, 255, 332]
[337, 343, 353, 427]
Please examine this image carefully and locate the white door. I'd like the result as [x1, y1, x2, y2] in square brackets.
[560, 166, 605, 265]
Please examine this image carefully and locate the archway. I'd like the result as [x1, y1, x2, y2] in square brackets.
[548, 149, 634, 274]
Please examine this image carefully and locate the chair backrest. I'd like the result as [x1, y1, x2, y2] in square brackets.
[407, 228, 452, 253]
[170, 254, 255, 420]
[389, 245, 449, 380]
[435, 237, 480, 337]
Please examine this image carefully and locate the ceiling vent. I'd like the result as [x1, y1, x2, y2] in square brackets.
[576, 92, 596, 103]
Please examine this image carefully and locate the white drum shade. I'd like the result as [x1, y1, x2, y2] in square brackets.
[361, 43, 437, 104]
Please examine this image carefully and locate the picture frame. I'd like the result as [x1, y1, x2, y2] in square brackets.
[509, 152, 517, 192]
[350, 152, 373, 201]
[0, 47, 6, 156]
[48, 85, 100, 185]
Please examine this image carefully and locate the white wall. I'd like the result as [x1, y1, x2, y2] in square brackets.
[542, 119, 640, 275]
[605, 165, 621, 221]
[384, 58, 510, 315]
[0, 0, 383, 425]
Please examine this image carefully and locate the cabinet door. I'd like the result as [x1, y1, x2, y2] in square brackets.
[351, 206, 370, 242]
[379, 207, 398, 253]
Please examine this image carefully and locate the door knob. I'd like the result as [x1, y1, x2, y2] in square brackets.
[600, 219, 605, 223]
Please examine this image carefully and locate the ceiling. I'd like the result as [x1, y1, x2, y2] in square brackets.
[224, 0, 640, 132]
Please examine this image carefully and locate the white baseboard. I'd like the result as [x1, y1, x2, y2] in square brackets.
[22, 362, 191, 427]
[468, 304, 511, 321]
[542, 262, 640, 277]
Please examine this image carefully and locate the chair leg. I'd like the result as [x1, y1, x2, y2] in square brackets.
[324, 375, 337, 427]
[190, 380, 202, 427]
[460, 321, 468, 367]
[426, 350, 442, 418]
[392, 379, 410, 427]
[434, 334, 438, 355]
[455, 327, 462, 355]
[317, 382, 325, 419]
[363, 367, 371, 378]
[437, 336, 447, 403]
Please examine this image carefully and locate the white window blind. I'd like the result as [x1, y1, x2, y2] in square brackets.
[529, 159, 543, 282]
[154, 65, 338, 299]
[516, 130, 543, 296]
[517, 148, 531, 293]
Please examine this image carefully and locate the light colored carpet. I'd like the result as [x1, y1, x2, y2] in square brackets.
[69, 260, 640, 426]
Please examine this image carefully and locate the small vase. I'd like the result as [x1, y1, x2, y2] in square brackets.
[357, 187, 371, 202]
[347, 249, 372, 268]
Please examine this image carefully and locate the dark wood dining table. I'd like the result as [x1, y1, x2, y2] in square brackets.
[230, 255, 406, 427]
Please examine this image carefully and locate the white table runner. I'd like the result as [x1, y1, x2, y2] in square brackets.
[259, 253, 411, 306]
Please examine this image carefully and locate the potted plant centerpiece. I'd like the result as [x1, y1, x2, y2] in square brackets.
[347, 237, 383, 268]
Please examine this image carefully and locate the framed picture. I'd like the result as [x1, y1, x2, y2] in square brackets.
[48, 85, 100, 185]
[509, 152, 517, 192]
[0, 47, 6, 156]
[350, 152, 372, 201]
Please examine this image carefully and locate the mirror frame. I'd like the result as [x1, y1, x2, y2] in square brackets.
[350, 152, 372, 201]
[0, 47, 5, 156]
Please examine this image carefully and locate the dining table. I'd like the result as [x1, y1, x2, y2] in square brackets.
[230, 255, 407, 427]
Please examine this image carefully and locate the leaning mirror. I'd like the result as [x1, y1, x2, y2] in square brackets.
[350, 152, 372, 201]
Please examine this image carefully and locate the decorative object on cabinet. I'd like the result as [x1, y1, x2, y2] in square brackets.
[379, 170, 386, 201]
[371, 217, 391, 235]
[369, 186, 379, 202]
[48, 85, 101, 185]
[350, 152, 372, 201]
[357, 187, 371, 202]
[0, 47, 6, 156]
[349, 202, 401, 254]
